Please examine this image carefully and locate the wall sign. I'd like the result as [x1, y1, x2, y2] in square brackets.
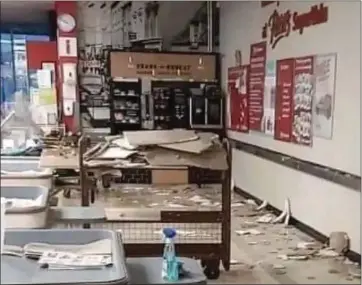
[235, 49, 242, 66]
[58, 37, 78, 58]
[263, 60, 276, 136]
[312, 53, 337, 139]
[227, 65, 249, 132]
[292, 56, 314, 146]
[110, 52, 217, 81]
[274, 58, 294, 142]
[262, 3, 329, 49]
[249, 41, 267, 131]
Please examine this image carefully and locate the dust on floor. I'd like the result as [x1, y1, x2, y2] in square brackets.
[57, 186, 360, 284]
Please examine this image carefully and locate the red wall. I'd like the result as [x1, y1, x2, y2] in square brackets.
[26, 41, 57, 69]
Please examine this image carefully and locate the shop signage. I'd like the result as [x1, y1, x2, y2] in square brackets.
[109, 51, 217, 81]
[262, 3, 329, 49]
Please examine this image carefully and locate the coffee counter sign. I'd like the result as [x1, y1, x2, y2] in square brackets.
[110, 52, 217, 81]
[262, 3, 329, 49]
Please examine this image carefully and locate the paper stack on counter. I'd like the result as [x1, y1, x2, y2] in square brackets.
[38, 251, 112, 270]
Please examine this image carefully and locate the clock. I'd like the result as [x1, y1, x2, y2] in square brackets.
[57, 13, 76, 33]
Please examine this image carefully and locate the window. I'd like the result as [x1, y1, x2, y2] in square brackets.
[145, 2, 159, 38]
[0, 33, 49, 112]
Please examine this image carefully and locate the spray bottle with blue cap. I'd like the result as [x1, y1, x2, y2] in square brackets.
[162, 227, 179, 281]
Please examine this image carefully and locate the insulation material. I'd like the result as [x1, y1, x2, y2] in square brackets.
[123, 129, 199, 146]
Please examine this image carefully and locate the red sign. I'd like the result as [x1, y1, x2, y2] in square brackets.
[227, 66, 249, 132]
[262, 3, 329, 49]
[249, 42, 267, 131]
[292, 56, 314, 146]
[274, 58, 294, 142]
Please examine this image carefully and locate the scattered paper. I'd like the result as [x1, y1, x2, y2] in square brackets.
[230, 259, 243, 265]
[317, 248, 340, 257]
[277, 254, 308, 261]
[231, 202, 244, 208]
[38, 251, 112, 270]
[297, 242, 320, 250]
[190, 195, 210, 204]
[272, 264, 286, 270]
[166, 203, 186, 208]
[256, 213, 275, 224]
[245, 199, 257, 206]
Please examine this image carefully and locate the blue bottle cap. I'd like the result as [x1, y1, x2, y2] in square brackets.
[163, 227, 177, 238]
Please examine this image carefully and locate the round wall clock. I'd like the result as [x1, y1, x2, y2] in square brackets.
[57, 13, 76, 33]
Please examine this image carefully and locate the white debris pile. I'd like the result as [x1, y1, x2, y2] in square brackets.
[83, 129, 228, 170]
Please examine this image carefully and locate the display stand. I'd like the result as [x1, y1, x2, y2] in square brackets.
[110, 78, 142, 134]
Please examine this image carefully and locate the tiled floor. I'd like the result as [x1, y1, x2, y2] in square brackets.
[57, 185, 361, 284]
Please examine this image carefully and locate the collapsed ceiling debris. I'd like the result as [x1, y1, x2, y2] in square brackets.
[84, 129, 228, 170]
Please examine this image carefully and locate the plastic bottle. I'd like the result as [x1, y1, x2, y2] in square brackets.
[162, 228, 179, 282]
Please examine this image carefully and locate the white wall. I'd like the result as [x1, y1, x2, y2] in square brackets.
[220, 1, 361, 253]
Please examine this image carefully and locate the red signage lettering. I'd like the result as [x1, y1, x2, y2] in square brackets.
[262, 3, 329, 49]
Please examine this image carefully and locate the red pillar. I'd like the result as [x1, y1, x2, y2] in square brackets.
[54, 1, 79, 133]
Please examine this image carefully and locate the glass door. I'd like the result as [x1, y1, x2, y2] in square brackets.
[12, 34, 28, 96]
[0, 33, 16, 116]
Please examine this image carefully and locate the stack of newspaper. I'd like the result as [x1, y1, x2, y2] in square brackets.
[38, 251, 112, 270]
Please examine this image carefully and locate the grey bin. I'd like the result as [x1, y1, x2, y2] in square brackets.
[1, 186, 50, 229]
[1, 229, 129, 285]
[1, 159, 53, 188]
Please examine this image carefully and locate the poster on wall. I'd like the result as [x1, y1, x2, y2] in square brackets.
[227, 66, 241, 131]
[292, 56, 314, 146]
[312, 53, 337, 139]
[227, 66, 249, 132]
[262, 60, 276, 136]
[238, 65, 250, 132]
[249, 41, 267, 131]
[274, 58, 294, 142]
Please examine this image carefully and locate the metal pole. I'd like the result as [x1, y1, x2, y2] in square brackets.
[207, 1, 214, 52]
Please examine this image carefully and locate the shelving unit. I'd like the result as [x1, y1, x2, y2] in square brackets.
[110, 78, 142, 134]
[80, 86, 111, 128]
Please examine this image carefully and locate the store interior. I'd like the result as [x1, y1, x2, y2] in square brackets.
[0, 1, 361, 284]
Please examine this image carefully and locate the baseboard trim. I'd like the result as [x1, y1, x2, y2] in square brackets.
[229, 139, 360, 191]
[234, 186, 361, 264]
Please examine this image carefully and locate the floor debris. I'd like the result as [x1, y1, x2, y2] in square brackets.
[317, 248, 340, 258]
[58, 187, 361, 284]
[256, 200, 268, 211]
[230, 259, 243, 265]
[245, 199, 257, 206]
[329, 231, 350, 254]
[235, 229, 263, 236]
[256, 213, 275, 223]
[231, 202, 245, 208]
[272, 264, 286, 270]
[277, 254, 309, 261]
[296, 241, 321, 250]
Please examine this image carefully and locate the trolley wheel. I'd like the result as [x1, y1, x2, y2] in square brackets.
[222, 259, 230, 271]
[63, 189, 71, 198]
[203, 259, 220, 280]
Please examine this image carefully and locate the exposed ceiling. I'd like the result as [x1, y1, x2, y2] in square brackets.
[0, 1, 54, 24]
